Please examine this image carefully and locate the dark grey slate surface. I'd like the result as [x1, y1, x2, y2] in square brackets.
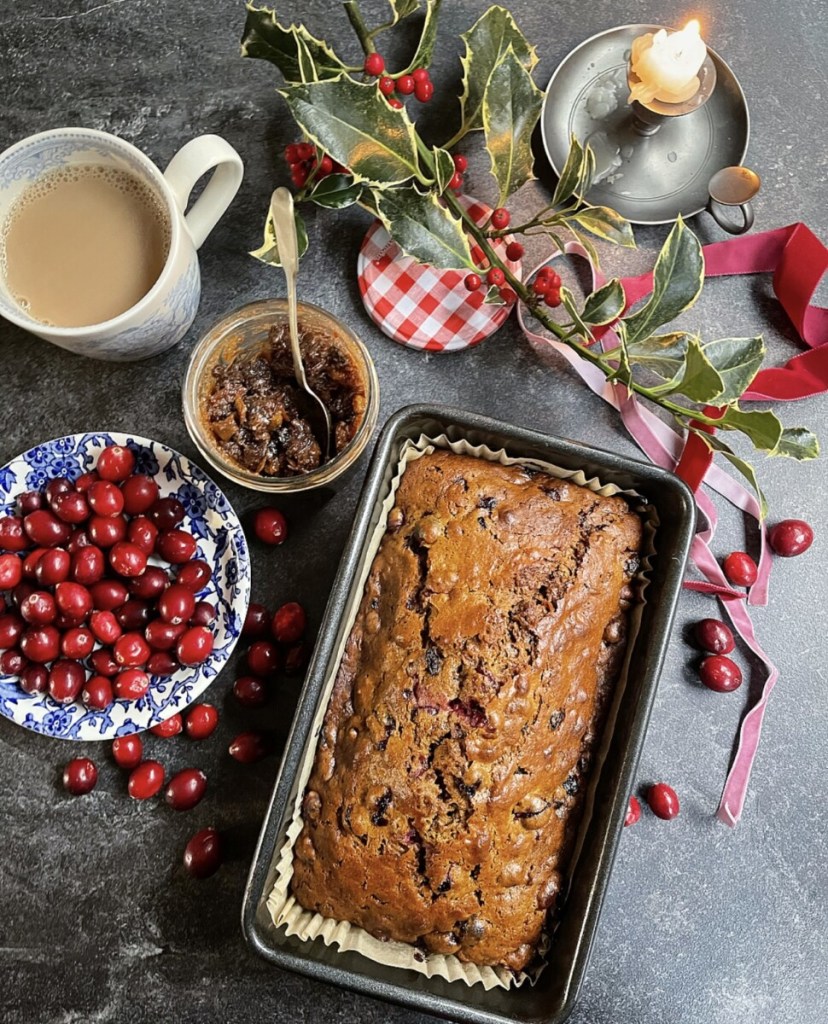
[0, 2, 826, 1023]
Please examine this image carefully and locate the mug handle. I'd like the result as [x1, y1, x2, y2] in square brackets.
[163, 135, 244, 250]
[706, 197, 755, 235]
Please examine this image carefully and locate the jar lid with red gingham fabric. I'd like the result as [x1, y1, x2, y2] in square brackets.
[357, 195, 523, 353]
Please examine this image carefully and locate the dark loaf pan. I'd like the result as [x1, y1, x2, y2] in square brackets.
[242, 404, 696, 1024]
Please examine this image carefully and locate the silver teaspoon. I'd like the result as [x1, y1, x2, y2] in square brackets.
[268, 187, 332, 461]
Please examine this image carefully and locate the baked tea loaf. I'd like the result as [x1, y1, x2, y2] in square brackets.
[292, 450, 643, 972]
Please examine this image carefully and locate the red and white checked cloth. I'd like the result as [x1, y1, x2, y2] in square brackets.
[357, 195, 523, 352]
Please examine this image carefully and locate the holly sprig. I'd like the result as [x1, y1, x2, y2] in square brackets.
[241, 1, 819, 508]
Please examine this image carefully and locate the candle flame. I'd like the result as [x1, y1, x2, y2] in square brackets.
[683, 19, 701, 36]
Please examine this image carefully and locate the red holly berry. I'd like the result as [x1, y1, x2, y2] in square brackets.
[363, 52, 385, 76]
[499, 288, 517, 305]
[464, 273, 482, 292]
[318, 155, 334, 177]
[452, 153, 468, 173]
[624, 795, 641, 827]
[723, 551, 758, 587]
[490, 208, 510, 230]
[647, 783, 680, 820]
[387, 97, 404, 109]
[396, 74, 415, 95]
[291, 164, 309, 189]
[285, 143, 301, 165]
[296, 142, 314, 162]
[505, 241, 524, 262]
[486, 267, 505, 287]
[532, 276, 549, 296]
[412, 67, 430, 83]
[545, 288, 562, 308]
[378, 76, 395, 96]
[447, 171, 463, 191]
[414, 79, 434, 103]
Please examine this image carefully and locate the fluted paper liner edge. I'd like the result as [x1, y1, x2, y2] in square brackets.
[266, 433, 656, 990]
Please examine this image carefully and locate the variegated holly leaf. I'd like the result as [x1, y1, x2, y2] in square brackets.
[307, 173, 363, 209]
[431, 146, 456, 194]
[250, 208, 309, 266]
[626, 331, 690, 379]
[699, 431, 769, 519]
[452, 6, 537, 142]
[241, 5, 346, 81]
[373, 186, 475, 271]
[774, 426, 820, 460]
[656, 335, 724, 403]
[552, 136, 586, 207]
[484, 285, 506, 305]
[401, 0, 443, 74]
[717, 406, 783, 452]
[386, 0, 420, 23]
[560, 287, 595, 347]
[483, 46, 542, 205]
[570, 206, 635, 248]
[279, 76, 422, 187]
[581, 279, 625, 326]
[623, 217, 704, 344]
[701, 336, 765, 404]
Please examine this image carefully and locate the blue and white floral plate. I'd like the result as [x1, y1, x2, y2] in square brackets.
[0, 432, 250, 740]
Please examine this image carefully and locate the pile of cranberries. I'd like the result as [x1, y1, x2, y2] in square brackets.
[0, 444, 216, 710]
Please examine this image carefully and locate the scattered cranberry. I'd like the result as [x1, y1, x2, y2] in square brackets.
[647, 783, 680, 820]
[52, 491, 89, 525]
[112, 734, 143, 770]
[768, 519, 813, 557]
[150, 713, 183, 738]
[252, 507, 288, 546]
[694, 618, 735, 655]
[722, 551, 757, 587]
[61, 626, 95, 659]
[120, 475, 159, 516]
[156, 529, 197, 564]
[48, 659, 86, 703]
[127, 516, 158, 555]
[0, 612, 24, 649]
[90, 579, 128, 611]
[272, 601, 306, 644]
[63, 757, 98, 796]
[464, 273, 482, 292]
[24, 509, 71, 548]
[176, 559, 211, 592]
[247, 640, 280, 677]
[128, 565, 168, 600]
[87, 480, 125, 518]
[147, 497, 186, 532]
[114, 632, 150, 668]
[71, 545, 105, 585]
[165, 768, 207, 811]
[699, 655, 742, 693]
[109, 541, 147, 578]
[242, 603, 271, 638]
[505, 241, 524, 262]
[184, 703, 219, 740]
[233, 675, 268, 708]
[128, 760, 165, 800]
[82, 674, 114, 710]
[87, 514, 127, 548]
[490, 207, 510, 230]
[229, 731, 269, 764]
[183, 827, 222, 879]
[363, 52, 384, 76]
[158, 584, 195, 625]
[396, 74, 415, 95]
[19, 664, 48, 693]
[624, 795, 641, 827]
[0, 552, 23, 589]
[147, 651, 179, 676]
[177, 625, 213, 666]
[0, 649, 27, 674]
[284, 643, 308, 676]
[0, 515, 29, 552]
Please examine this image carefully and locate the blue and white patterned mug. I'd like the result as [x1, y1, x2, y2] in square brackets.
[0, 127, 244, 361]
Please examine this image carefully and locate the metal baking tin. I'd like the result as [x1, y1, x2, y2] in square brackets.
[242, 404, 696, 1024]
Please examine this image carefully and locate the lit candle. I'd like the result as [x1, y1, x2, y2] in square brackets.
[628, 20, 707, 105]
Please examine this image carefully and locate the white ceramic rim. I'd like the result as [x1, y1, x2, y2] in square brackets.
[0, 126, 184, 335]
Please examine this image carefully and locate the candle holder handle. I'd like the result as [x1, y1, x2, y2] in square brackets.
[706, 166, 761, 235]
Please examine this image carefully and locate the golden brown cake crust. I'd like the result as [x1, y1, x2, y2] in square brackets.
[291, 450, 643, 972]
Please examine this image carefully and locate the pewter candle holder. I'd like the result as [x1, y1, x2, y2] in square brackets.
[627, 53, 718, 136]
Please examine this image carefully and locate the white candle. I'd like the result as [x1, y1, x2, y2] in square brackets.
[628, 20, 707, 105]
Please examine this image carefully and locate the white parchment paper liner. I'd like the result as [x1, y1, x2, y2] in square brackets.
[267, 433, 657, 990]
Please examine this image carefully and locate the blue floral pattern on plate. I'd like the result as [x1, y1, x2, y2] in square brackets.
[0, 432, 251, 740]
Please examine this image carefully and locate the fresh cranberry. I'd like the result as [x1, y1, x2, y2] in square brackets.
[61, 626, 94, 659]
[89, 480, 126, 518]
[128, 565, 168, 600]
[48, 659, 86, 703]
[22, 548, 46, 578]
[722, 551, 758, 587]
[243, 603, 271, 638]
[82, 674, 114, 710]
[177, 626, 213, 666]
[464, 273, 482, 292]
[71, 545, 105, 585]
[34, 548, 70, 586]
[183, 827, 222, 878]
[768, 519, 814, 557]
[113, 668, 150, 700]
[109, 541, 147, 578]
[0, 648, 27, 674]
[96, 444, 135, 482]
[11, 582, 35, 610]
[378, 75, 395, 96]
[190, 601, 216, 627]
[24, 509, 71, 547]
[145, 619, 186, 652]
[233, 675, 268, 708]
[52, 491, 89, 525]
[67, 529, 92, 553]
[0, 612, 24, 649]
[694, 618, 735, 655]
[55, 581, 92, 620]
[120, 474, 159, 516]
[19, 663, 48, 693]
[112, 734, 143, 770]
[272, 601, 306, 644]
[88, 610, 120, 647]
[116, 598, 153, 631]
[156, 529, 197, 564]
[396, 74, 415, 95]
[17, 491, 43, 515]
[88, 514, 127, 548]
[0, 515, 29, 552]
[44, 478, 73, 508]
[150, 713, 183, 738]
[229, 731, 269, 764]
[147, 497, 186, 532]
[184, 703, 218, 740]
[90, 648, 119, 677]
[647, 783, 680, 820]
[0, 552, 23, 589]
[74, 471, 99, 493]
[624, 795, 641, 827]
[147, 651, 179, 676]
[363, 51, 385, 76]
[699, 655, 742, 692]
[21, 626, 60, 663]
[158, 584, 195, 625]
[114, 631, 150, 667]
[247, 640, 280, 677]
[176, 559, 211, 592]
[252, 507, 288, 546]
[20, 590, 57, 626]
[505, 241, 524, 261]
[125, 519, 156, 558]
[414, 78, 434, 102]
[89, 579, 128, 611]
[284, 643, 308, 676]
[490, 207, 510, 230]
[128, 760, 165, 799]
[165, 768, 207, 811]
[63, 757, 97, 796]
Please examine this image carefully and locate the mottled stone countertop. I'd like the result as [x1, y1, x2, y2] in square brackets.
[0, 2, 826, 1023]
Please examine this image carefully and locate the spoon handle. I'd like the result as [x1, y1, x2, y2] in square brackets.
[268, 187, 307, 388]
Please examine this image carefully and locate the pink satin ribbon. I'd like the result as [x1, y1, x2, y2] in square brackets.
[518, 223, 827, 825]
